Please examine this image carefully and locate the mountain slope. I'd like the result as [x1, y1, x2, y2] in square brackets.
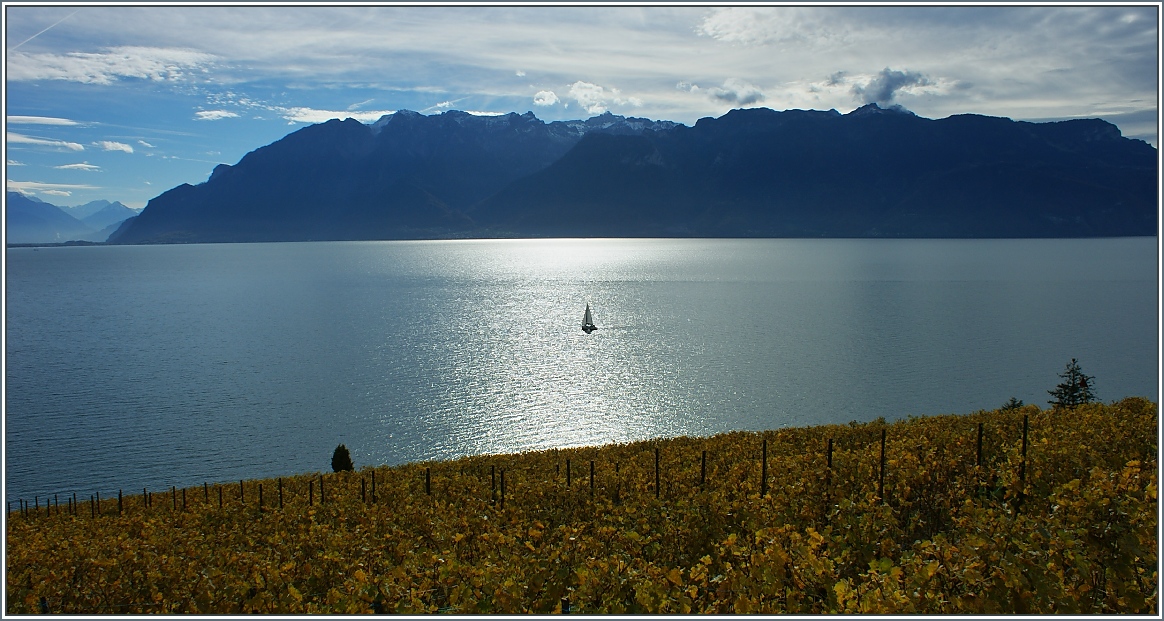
[5, 192, 98, 243]
[111, 110, 677, 244]
[109, 106, 1157, 244]
[79, 201, 138, 230]
[475, 105, 1157, 238]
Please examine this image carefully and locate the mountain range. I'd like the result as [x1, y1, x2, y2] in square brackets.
[108, 105, 1157, 244]
[6, 193, 139, 244]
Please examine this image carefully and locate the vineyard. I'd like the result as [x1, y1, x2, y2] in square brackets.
[6, 398, 1158, 614]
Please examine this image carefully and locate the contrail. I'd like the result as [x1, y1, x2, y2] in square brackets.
[8, 9, 80, 51]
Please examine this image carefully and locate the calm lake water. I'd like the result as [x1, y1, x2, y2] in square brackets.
[5, 238, 1159, 504]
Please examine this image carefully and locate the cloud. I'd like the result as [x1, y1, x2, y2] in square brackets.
[852, 68, 932, 105]
[280, 107, 397, 124]
[6, 180, 98, 195]
[347, 99, 375, 110]
[568, 81, 642, 115]
[8, 160, 27, 166]
[7, 46, 217, 85]
[679, 79, 766, 106]
[41, 189, 73, 197]
[194, 110, 239, 121]
[54, 162, 101, 171]
[515, 70, 526, 77]
[697, 7, 838, 47]
[95, 140, 134, 153]
[6, 115, 81, 126]
[533, 90, 559, 106]
[137, 140, 155, 148]
[7, 132, 84, 151]
[708, 79, 765, 105]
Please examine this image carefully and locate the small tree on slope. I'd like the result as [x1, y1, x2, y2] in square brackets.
[332, 444, 354, 472]
[1048, 358, 1096, 409]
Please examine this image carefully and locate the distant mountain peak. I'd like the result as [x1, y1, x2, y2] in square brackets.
[849, 102, 916, 116]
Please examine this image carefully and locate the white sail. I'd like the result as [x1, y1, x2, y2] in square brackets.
[582, 303, 596, 332]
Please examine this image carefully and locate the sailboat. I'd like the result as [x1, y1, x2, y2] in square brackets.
[582, 303, 597, 334]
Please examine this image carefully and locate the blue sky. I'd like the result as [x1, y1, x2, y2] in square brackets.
[4, 3, 1159, 209]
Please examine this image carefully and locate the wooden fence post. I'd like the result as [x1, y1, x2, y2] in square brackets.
[240, 480, 245, 505]
[183, 488, 187, 511]
[425, 468, 431, 496]
[654, 447, 660, 500]
[826, 438, 834, 516]
[361, 477, 366, 504]
[615, 462, 621, 504]
[1017, 414, 1029, 513]
[567, 459, 572, 487]
[218, 486, 223, 508]
[118, 490, 123, 515]
[976, 422, 984, 467]
[761, 438, 769, 498]
[309, 480, 314, 506]
[279, 478, 284, 509]
[878, 428, 887, 503]
[144, 488, 148, 508]
[590, 460, 595, 497]
[491, 465, 496, 505]
[204, 482, 209, 504]
[258, 484, 263, 511]
[700, 450, 707, 488]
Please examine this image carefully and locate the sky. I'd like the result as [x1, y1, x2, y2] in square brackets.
[4, 3, 1159, 209]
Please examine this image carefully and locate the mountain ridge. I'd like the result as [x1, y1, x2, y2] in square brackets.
[108, 106, 1157, 244]
[5, 192, 139, 244]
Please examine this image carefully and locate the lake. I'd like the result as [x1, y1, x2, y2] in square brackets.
[4, 238, 1159, 505]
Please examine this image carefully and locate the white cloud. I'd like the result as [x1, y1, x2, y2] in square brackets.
[194, 110, 239, 121]
[568, 81, 642, 115]
[41, 189, 73, 197]
[697, 7, 843, 48]
[137, 140, 155, 148]
[8, 160, 27, 166]
[533, 90, 559, 106]
[7, 132, 84, 151]
[569, 82, 609, 114]
[516, 70, 526, 77]
[54, 162, 101, 171]
[463, 110, 505, 117]
[6, 115, 81, 126]
[7, 46, 217, 85]
[94, 140, 134, 153]
[7, 180, 98, 194]
[347, 99, 375, 110]
[280, 107, 397, 124]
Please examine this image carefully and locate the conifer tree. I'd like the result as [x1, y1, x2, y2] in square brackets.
[331, 444, 354, 472]
[1047, 358, 1096, 408]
